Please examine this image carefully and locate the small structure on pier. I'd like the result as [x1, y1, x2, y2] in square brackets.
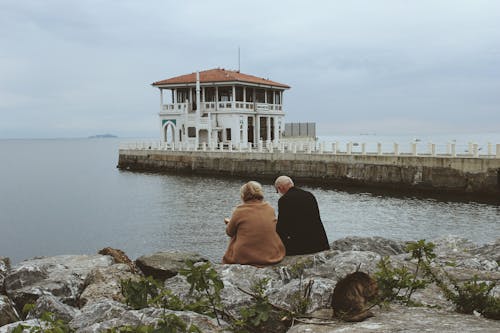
[152, 68, 290, 148]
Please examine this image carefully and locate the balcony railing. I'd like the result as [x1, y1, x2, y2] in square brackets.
[161, 102, 283, 113]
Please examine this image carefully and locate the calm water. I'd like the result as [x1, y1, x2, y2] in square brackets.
[0, 137, 499, 263]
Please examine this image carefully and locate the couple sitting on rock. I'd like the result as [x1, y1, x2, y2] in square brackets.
[222, 175, 330, 266]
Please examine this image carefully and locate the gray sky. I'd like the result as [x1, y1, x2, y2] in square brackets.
[1, 0, 499, 138]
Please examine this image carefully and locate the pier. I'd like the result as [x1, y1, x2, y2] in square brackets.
[118, 140, 500, 196]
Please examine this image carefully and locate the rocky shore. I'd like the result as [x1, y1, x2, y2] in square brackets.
[1, 236, 499, 332]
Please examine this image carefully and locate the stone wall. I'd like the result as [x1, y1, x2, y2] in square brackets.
[117, 149, 500, 195]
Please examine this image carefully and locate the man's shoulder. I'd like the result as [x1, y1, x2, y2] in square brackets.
[290, 187, 312, 197]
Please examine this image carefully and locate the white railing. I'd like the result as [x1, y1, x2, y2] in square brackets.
[119, 140, 500, 159]
[161, 102, 283, 113]
[161, 102, 189, 112]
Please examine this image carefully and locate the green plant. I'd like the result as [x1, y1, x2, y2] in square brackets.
[12, 304, 74, 333]
[121, 276, 162, 310]
[179, 260, 224, 324]
[289, 278, 313, 315]
[106, 314, 201, 333]
[431, 272, 500, 320]
[231, 278, 287, 333]
[374, 240, 435, 305]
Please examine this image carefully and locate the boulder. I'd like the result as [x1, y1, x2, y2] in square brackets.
[163, 263, 284, 312]
[286, 304, 500, 332]
[0, 295, 19, 326]
[135, 251, 208, 281]
[4, 255, 113, 311]
[269, 277, 335, 314]
[0, 319, 42, 333]
[78, 263, 141, 307]
[472, 239, 500, 263]
[97, 247, 139, 273]
[330, 236, 407, 256]
[0, 257, 10, 295]
[26, 294, 80, 323]
[69, 299, 222, 333]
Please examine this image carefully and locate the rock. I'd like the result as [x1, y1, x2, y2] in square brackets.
[79, 263, 141, 307]
[0, 295, 19, 326]
[4, 255, 113, 311]
[163, 263, 283, 312]
[471, 239, 500, 263]
[0, 257, 11, 295]
[26, 294, 80, 323]
[98, 247, 139, 273]
[330, 236, 407, 256]
[269, 277, 335, 314]
[69, 299, 222, 333]
[69, 299, 129, 331]
[0, 319, 42, 333]
[286, 304, 500, 332]
[135, 251, 208, 281]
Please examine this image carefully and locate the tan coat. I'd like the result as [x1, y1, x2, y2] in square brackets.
[222, 200, 285, 266]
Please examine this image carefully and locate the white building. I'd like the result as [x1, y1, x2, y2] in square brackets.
[152, 68, 290, 148]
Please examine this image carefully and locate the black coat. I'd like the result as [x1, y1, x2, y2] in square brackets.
[276, 187, 330, 255]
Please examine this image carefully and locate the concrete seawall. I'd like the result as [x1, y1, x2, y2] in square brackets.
[118, 149, 500, 196]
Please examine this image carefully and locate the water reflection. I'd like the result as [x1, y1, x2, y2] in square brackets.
[113, 172, 499, 263]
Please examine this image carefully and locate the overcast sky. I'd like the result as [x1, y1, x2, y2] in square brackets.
[1, 0, 499, 138]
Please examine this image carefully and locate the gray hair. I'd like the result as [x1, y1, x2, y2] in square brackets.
[240, 181, 264, 202]
[274, 175, 294, 188]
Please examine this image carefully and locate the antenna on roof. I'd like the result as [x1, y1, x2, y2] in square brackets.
[238, 46, 240, 72]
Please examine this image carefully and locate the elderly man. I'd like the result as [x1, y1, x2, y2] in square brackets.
[274, 175, 330, 255]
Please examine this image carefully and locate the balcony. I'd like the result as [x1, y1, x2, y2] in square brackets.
[160, 102, 283, 114]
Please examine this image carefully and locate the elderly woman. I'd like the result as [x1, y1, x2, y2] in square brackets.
[222, 181, 285, 266]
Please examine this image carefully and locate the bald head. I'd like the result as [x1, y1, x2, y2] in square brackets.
[274, 175, 294, 195]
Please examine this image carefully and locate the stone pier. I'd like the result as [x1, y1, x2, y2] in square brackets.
[117, 149, 500, 196]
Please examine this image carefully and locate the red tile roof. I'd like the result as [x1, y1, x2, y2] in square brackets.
[152, 68, 290, 89]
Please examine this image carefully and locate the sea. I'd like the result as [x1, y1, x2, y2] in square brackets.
[0, 134, 499, 264]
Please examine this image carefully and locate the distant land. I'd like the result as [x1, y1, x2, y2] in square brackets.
[88, 134, 117, 139]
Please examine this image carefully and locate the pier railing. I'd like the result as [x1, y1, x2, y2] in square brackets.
[119, 140, 500, 159]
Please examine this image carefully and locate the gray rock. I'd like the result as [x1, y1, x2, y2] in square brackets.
[69, 299, 222, 333]
[269, 277, 335, 314]
[471, 239, 500, 263]
[79, 263, 141, 307]
[0, 257, 11, 295]
[135, 251, 208, 281]
[330, 236, 407, 256]
[26, 294, 80, 323]
[4, 255, 113, 311]
[0, 319, 42, 333]
[286, 304, 500, 332]
[0, 295, 19, 326]
[163, 263, 284, 312]
[69, 299, 128, 331]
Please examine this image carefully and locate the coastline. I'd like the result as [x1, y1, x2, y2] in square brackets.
[1, 235, 499, 331]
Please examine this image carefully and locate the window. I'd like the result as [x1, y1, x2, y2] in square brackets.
[218, 87, 232, 102]
[188, 127, 196, 138]
[256, 89, 265, 103]
[246, 88, 254, 102]
[177, 89, 189, 103]
[226, 128, 232, 141]
[205, 87, 215, 102]
[268, 90, 274, 104]
[235, 87, 244, 101]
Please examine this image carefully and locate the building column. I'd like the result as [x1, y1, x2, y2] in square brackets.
[173, 89, 177, 104]
[215, 86, 219, 111]
[243, 87, 246, 103]
[266, 117, 271, 142]
[273, 116, 279, 142]
[255, 115, 260, 144]
[232, 85, 236, 108]
[160, 89, 163, 110]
